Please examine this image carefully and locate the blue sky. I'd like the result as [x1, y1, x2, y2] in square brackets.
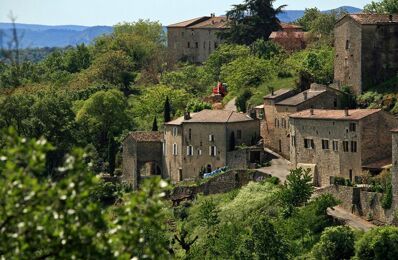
[0, 0, 371, 26]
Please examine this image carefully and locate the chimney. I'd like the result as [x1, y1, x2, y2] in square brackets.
[184, 111, 191, 120]
[303, 91, 308, 101]
[344, 108, 349, 117]
[310, 108, 314, 115]
[389, 14, 393, 22]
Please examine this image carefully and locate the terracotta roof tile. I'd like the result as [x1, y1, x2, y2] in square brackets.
[127, 131, 163, 142]
[349, 13, 398, 25]
[167, 16, 209, 28]
[290, 109, 382, 120]
[166, 109, 254, 125]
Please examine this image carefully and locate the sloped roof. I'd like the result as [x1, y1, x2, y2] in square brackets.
[290, 109, 381, 121]
[168, 16, 229, 29]
[166, 110, 254, 125]
[269, 31, 306, 39]
[189, 16, 229, 29]
[127, 131, 163, 142]
[276, 89, 326, 106]
[167, 16, 209, 28]
[338, 13, 398, 25]
[280, 23, 303, 30]
[264, 88, 294, 99]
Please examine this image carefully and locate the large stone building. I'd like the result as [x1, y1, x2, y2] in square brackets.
[289, 109, 398, 187]
[167, 15, 228, 63]
[334, 14, 398, 95]
[164, 109, 263, 182]
[260, 84, 345, 159]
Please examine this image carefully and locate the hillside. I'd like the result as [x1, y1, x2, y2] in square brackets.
[277, 6, 362, 22]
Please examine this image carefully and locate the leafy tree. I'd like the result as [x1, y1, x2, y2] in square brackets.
[236, 89, 253, 112]
[204, 44, 250, 81]
[364, 0, 398, 14]
[356, 226, 398, 260]
[220, 55, 275, 92]
[63, 44, 92, 73]
[152, 116, 158, 131]
[281, 167, 314, 207]
[251, 39, 284, 60]
[198, 199, 220, 228]
[186, 99, 212, 112]
[86, 50, 136, 94]
[220, 0, 286, 45]
[113, 19, 166, 45]
[296, 8, 322, 31]
[311, 226, 355, 260]
[76, 89, 131, 172]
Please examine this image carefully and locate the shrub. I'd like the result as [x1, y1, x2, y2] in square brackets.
[356, 226, 398, 260]
[312, 226, 355, 260]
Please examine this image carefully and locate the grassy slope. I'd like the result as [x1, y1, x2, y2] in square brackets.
[249, 76, 297, 106]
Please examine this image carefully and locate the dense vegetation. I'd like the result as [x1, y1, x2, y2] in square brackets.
[1, 0, 398, 258]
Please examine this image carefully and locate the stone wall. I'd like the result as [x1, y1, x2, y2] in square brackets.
[169, 170, 270, 204]
[316, 185, 398, 224]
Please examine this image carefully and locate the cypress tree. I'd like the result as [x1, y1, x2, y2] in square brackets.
[164, 96, 171, 123]
[152, 116, 158, 131]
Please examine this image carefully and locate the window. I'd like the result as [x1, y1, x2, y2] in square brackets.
[172, 127, 178, 136]
[209, 146, 217, 156]
[237, 130, 242, 139]
[282, 118, 286, 128]
[187, 42, 190, 48]
[186, 145, 193, 156]
[172, 143, 178, 155]
[275, 119, 279, 128]
[198, 149, 202, 156]
[351, 141, 357, 153]
[214, 42, 218, 49]
[349, 123, 356, 132]
[203, 41, 206, 49]
[291, 136, 296, 147]
[188, 128, 192, 140]
[322, 139, 329, 150]
[349, 170, 353, 182]
[332, 140, 339, 151]
[209, 134, 215, 142]
[195, 42, 199, 48]
[343, 141, 349, 152]
[304, 138, 314, 149]
[345, 40, 350, 50]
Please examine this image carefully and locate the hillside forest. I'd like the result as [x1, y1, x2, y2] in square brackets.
[1, 0, 398, 258]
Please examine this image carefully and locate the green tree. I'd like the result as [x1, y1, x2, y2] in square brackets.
[236, 89, 253, 113]
[296, 8, 322, 31]
[164, 96, 171, 123]
[76, 89, 131, 172]
[356, 226, 398, 260]
[364, 0, 398, 14]
[311, 226, 355, 260]
[281, 167, 314, 207]
[152, 116, 158, 131]
[220, 0, 286, 45]
[63, 43, 92, 73]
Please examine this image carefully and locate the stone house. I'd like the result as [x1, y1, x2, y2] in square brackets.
[269, 23, 308, 51]
[261, 84, 345, 159]
[334, 14, 398, 95]
[167, 15, 228, 63]
[289, 109, 398, 187]
[164, 109, 264, 182]
[121, 132, 163, 189]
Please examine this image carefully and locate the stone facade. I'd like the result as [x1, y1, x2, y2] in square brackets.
[290, 109, 398, 187]
[334, 14, 398, 95]
[121, 132, 163, 189]
[261, 84, 345, 159]
[167, 16, 228, 63]
[392, 130, 398, 197]
[164, 110, 262, 182]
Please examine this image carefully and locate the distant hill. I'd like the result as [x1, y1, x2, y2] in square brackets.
[0, 6, 362, 48]
[277, 6, 362, 23]
[0, 23, 113, 48]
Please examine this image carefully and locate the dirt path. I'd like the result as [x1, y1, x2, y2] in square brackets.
[224, 97, 237, 111]
[257, 148, 291, 184]
[327, 206, 376, 231]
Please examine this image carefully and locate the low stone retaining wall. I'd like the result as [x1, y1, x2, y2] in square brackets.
[170, 170, 270, 205]
[316, 185, 398, 224]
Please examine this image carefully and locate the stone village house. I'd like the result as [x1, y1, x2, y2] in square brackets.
[258, 84, 346, 159]
[122, 110, 265, 188]
[334, 14, 398, 95]
[289, 109, 398, 187]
